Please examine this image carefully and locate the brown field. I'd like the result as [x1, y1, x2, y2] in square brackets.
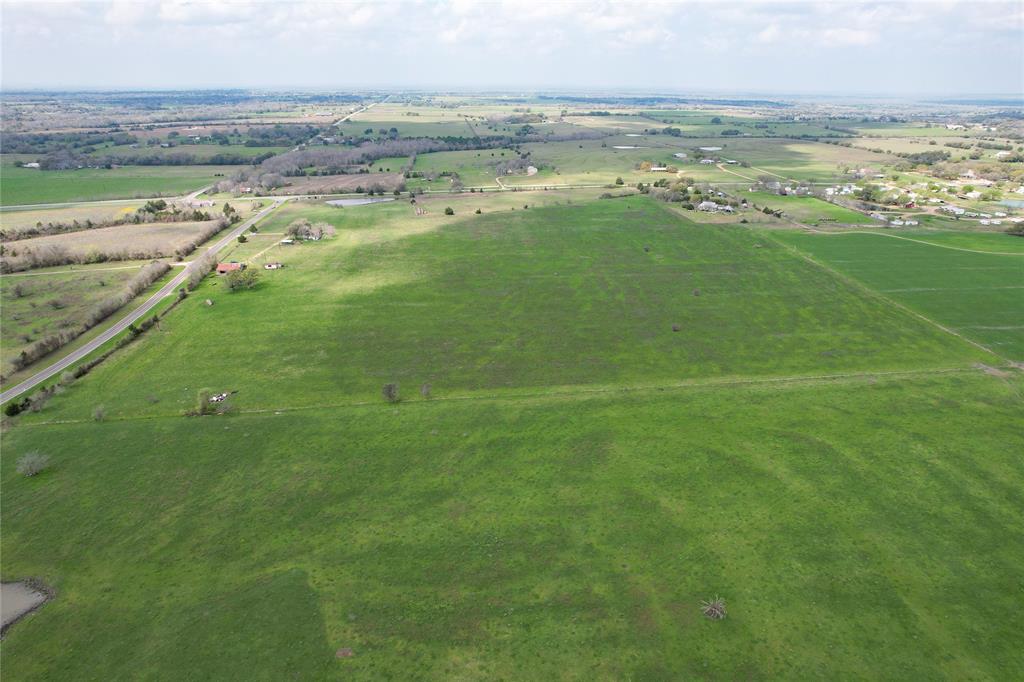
[275, 172, 404, 195]
[0, 202, 146, 232]
[3, 220, 222, 268]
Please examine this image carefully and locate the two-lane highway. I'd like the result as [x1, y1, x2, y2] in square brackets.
[0, 200, 284, 404]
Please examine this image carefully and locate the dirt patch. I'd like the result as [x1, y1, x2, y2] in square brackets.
[278, 173, 403, 195]
[1, 580, 53, 637]
[974, 363, 1011, 378]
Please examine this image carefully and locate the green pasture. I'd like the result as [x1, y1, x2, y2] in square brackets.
[12, 196, 988, 422]
[743, 191, 873, 224]
[0, 163, 234, 205]
[4, 192, 1022, 679]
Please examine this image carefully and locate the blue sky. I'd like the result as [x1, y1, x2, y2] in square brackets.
[2, 0, 1022, 95]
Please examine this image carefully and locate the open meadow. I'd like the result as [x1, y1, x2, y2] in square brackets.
[2, 192, 1022, 679]
[2, 79, 1024, 682]
[0, 163, 234, 205]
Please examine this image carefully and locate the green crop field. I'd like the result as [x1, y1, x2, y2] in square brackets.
[773, 230, 1024, 360]
[3, 188, 1023, 679]
[0, 164, 235, 205]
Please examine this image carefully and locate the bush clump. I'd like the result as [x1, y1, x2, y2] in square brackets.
[16, 452, 51, 477]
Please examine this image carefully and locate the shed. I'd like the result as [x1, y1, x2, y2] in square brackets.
[216, 262, 244, 274]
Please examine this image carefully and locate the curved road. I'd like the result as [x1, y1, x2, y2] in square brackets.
[0, 200, 283, 404]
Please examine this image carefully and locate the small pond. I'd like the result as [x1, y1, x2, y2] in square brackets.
[325, 197, 396, 207]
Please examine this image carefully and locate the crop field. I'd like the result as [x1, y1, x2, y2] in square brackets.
[0, 164, 234, 205]
[773, 230, 1024, 360]
[743, 191, 873, 224]
[3, 192, 1022, 679]
[884, 229, 1024, 253]
[0, 202, 146, 233]
[0, 266, 137, 369]
[2, 220, 223, 269]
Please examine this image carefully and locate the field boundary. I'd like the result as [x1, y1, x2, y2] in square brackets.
[19, 364, 1012, 427]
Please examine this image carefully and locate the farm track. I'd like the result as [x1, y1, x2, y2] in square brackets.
[19, 365, 1012, 427]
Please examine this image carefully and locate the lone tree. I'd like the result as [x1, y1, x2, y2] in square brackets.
[226, 268, 259, 291]
[444, 207, 454, 215]
[383, 383, 400, 403]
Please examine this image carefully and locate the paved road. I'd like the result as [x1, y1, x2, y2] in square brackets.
[0, 200, 284, 404]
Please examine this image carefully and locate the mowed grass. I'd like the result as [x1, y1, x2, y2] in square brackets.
[2, 370, 1022, 679]
[773, 231, 1024, 360]
[743, 191, 873, 225]
[0, 164, 234, 205]
[15, 196, 994, 423]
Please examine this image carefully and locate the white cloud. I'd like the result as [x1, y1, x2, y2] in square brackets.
[0, 0, 1020, 93]
[819, 27, 879, 47]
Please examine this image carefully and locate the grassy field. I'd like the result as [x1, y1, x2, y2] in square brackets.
[773, 230, 1024, 361]
[10, 196, 993, 420]
[743, 191, 873, 225]
[409, 148, 517, 188]
[0, 266, 137, 369]
[3, 193, 1021, 679]
[0, 164, 235, 205]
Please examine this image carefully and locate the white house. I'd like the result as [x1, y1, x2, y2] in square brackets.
[697, 201, 719, 211]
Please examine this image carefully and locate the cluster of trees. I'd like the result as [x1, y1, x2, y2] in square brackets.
[9, 261, 170, 373]
[4, 130, 138, 154]
[285, 219, 336, 240]
[226, 268, 259, 291]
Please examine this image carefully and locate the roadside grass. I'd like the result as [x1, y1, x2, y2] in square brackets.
[772, 230, 1024, 360]
[0, 164, 234, 205]
[16, 196, 990, 423]
[2, 371, 1022, 679]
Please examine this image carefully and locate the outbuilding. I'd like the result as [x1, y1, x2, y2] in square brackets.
[216, 262, 244, 274]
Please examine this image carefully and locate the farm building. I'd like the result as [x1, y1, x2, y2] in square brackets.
[216, 262, 244, 274]
[697, 201, 720, 211]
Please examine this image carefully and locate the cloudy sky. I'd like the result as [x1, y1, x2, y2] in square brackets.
[2, 0, 1021, 95]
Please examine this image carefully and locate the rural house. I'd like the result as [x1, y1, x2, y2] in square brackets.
[216, 262, 244, 274]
